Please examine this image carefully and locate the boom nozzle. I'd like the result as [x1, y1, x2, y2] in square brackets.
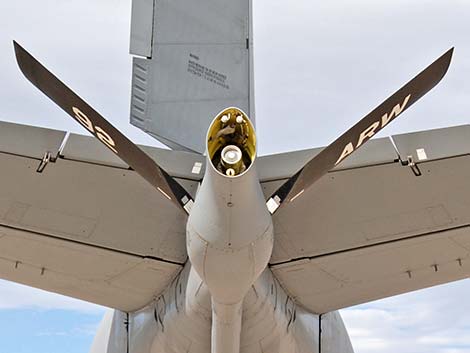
[207, 107, 256, 177]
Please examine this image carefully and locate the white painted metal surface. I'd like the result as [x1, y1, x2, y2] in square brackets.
[268, 155, 470, 264]
[129, 0, 154, 57]
[272, 224, 470, 313]
[187, 111, 273, 353]
[125, 264, 342, 353]
[0, 149, 190, 262]
[90, 310, 127, 353]
[187, 159, 273, 304]
[0, 224, 179, 311]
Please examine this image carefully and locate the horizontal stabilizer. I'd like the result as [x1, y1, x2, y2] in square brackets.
[267, 125, 470, 313]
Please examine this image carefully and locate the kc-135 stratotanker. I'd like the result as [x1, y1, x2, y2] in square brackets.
[1, 1, 467, 352]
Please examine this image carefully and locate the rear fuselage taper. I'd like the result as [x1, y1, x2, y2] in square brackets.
[187, 108, 273, 353]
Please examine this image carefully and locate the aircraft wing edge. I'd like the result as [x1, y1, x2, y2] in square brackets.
[271, 224, 470, 314]
[0, 223, 181, 312]
[266, 125, 470, 314]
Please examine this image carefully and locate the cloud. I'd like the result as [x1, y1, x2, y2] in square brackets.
[253, 0, 470, 155]
[341, 279, 470, 353]
[0, 0, 160, 147]
[0, 280, 105, 314]
[35, 322, 100, 337]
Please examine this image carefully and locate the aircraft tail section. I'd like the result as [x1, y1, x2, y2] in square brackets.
[129, 0, 255, 154]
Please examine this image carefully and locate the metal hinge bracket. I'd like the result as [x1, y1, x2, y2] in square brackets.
[402, 155, 422, 176]
[36, 151, 54, 173]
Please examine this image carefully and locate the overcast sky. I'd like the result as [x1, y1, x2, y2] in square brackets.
[0, 0, 469, 352]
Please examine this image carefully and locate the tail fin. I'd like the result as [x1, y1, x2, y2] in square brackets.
[129, 0, 255, 154]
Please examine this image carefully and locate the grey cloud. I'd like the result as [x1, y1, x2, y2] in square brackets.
[0, 0, 159, 146]
[341, 279, 470, 353]
[0, 279, 105, 313]
[253, 0, 470, 154]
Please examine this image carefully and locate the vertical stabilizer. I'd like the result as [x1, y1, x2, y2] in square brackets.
[129, 0, 255, 153]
